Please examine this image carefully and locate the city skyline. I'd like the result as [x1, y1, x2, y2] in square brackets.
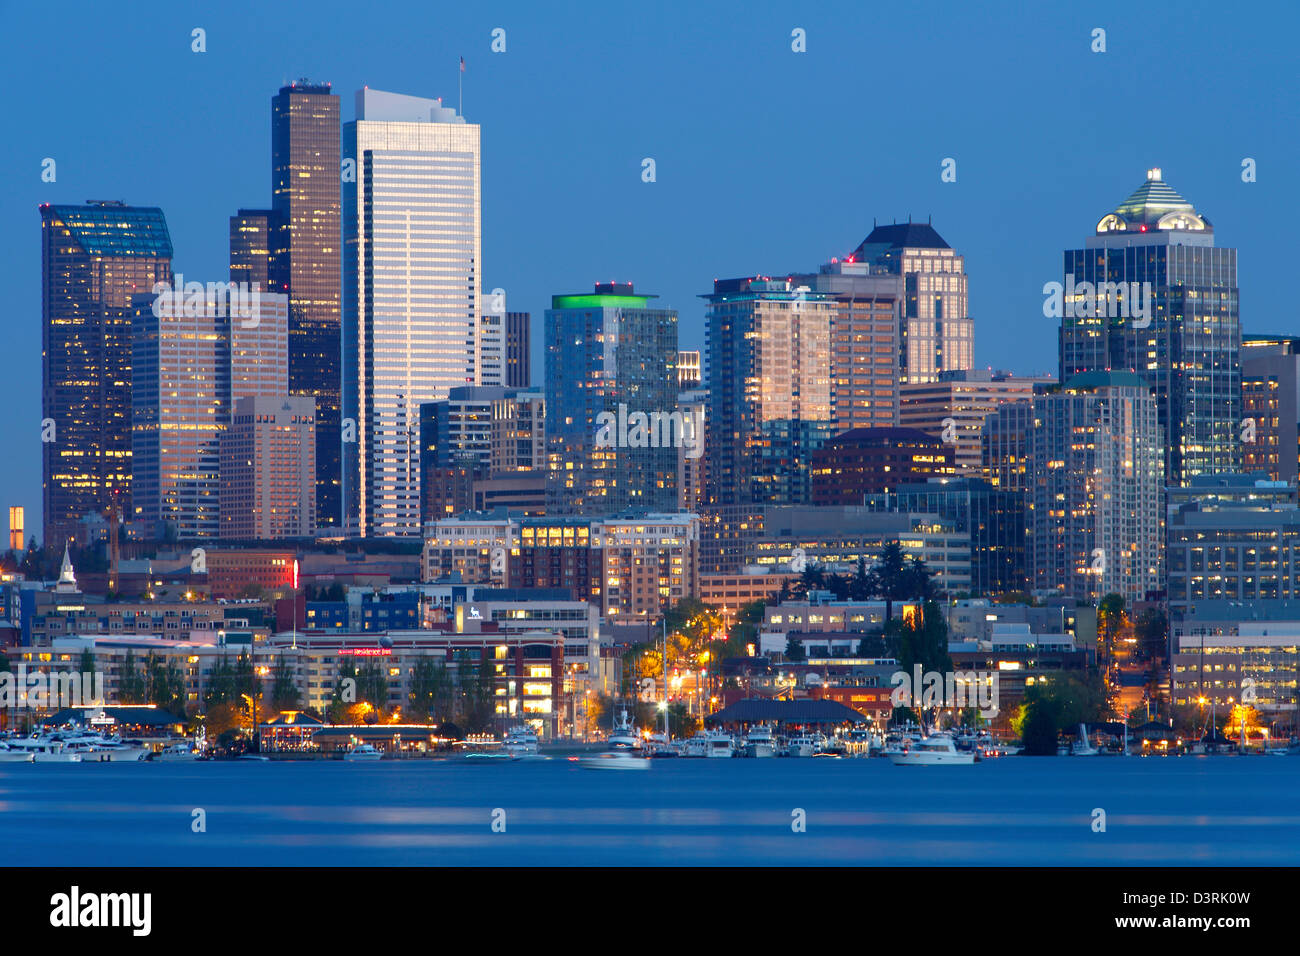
[3, 1, 1294, 535]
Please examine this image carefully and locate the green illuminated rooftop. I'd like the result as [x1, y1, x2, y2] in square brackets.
[552, 282, 657, 310]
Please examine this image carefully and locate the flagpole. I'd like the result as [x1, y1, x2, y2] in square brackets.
[458, 57, 463, 115]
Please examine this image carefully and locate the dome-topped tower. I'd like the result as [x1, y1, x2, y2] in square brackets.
[1096, 168, 1211, 234]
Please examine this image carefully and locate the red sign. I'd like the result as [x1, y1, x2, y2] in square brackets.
[340, 648, 392, 657]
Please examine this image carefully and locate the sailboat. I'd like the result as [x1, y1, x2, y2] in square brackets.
[1072, 723, 1100, 756]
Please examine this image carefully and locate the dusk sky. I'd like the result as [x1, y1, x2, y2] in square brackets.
[2, 0, 1296, 538]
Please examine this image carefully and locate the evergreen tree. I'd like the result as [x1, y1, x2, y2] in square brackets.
[270, 653, 301, 711]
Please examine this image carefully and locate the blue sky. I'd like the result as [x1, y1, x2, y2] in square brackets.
[2, 0, 1296, 540]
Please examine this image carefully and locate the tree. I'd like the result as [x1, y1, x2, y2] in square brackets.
[1020, 702, 1060, 755]
[204, 654, 238, 710]
[857, 629, 886, 658]
[144, 652, 186, 716]
[456, 656, 496, 732]
[270, 653, 300, 711]
[1097, 593, 1126, 668]
[408, 656, 453, 722]
[784, 635, 805, 662]
[118, 649, 147, 704]
[1134, 608, 1168, 662]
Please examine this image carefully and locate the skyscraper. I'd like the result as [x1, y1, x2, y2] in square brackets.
[272, 82, 342, 529]
[229, 209, 273, 289]
[1027, 372, 1163, 604]
[220, 395, 317, 540]
[131, 291, 229, 539]
[789, 259, 902, 430]
[505, 312, 531, 388]
[703, 276, 834, 507]
[545, 282, 680, 515]
[702, 276, 834, 571]
[41, 201, 173, 547]
[344, 89, 482, 536]
[1059, 168, 1241, 486]
[1240, 335, 1300, 484]
[851, 222, 973, 385]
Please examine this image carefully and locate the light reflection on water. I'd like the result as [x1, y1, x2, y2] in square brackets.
[2, 758, 1298, 866]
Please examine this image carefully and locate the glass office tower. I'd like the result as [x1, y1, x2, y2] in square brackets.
[343, 89, 482, 536]
[272, 82, 342, 529]
[545, 283, 679, 515]
[40, 201, 173, 548]
[1059, 168, 1241, 486]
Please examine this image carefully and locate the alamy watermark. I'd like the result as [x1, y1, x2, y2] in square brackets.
[1043, 275, 1153, 328]
[152, 273, 262, 328]
[890, 665, 999, 718]
[595, 403, 704, 459]
[0, 667, 105, 709]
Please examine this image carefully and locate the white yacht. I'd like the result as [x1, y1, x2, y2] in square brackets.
[343, 743, 382, 762]
[781, 733, 825, 758]
[154, 742, 200, 762]
[607, 706, 642, 750]
[60, 732, 149, 762]
[683, 729, 735, 758]
[0, 743, 35, 763]
[4, 736, 83, 763]
[579, 749, 650, 771]
[503, 725, 540, 757]
[887, 734, 975, 766]
[743, 725, 777, 758]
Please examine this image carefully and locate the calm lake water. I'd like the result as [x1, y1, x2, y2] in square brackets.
[3, 756, 1298, 866]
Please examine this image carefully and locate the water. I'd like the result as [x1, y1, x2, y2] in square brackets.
[3, 757, 1298, 866]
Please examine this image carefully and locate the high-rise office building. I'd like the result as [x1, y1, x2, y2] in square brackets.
[490, 389, 546, 475]
[229, 209, 274, 289]
[420, 386, 507, 473]
[41, 201, 173, 547]
[272, 82, 342, 529]
[1027, 372, 1163, 604]
[220, 395, 317, 540]
[851, 222, 973, 385]
[1059, 168, 1241, 486]
[344, 89, 482, 536]
[131, 292, 229, 539]
[505, 312, 531, 388]
[703, 276, 834, 506]
[981, 399, 1034, 492]
[545, 283, 680, 515]
[900, 370, 1052, 476]
[702, 276, 834, 571]
[790, 259, 902, 430]
[1241, 335, 1300, 484]
[229, 294, 290, 400]
[480, 308, 505, 387]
